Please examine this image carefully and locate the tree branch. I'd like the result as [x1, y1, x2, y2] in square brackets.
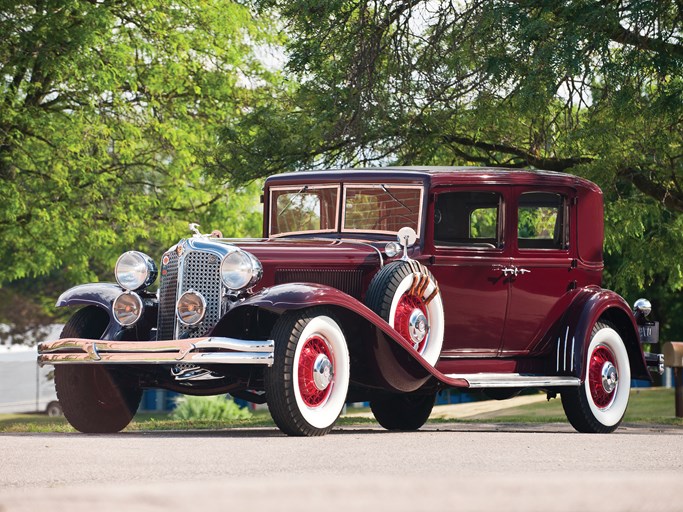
[605, 21, 683, 60]
[619, 167, 683, 213]
[442, 134, 593, 171]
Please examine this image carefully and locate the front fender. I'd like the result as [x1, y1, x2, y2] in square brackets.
[57, 283, 125, 310]
[56, 283, 157, 341]
[557, 287, 649, 382]
[223, 283, 465, 392]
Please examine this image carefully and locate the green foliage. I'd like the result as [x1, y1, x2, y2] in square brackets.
[0, 1, 272, 333]
[0, 0, 271, 287]
[518, 207, 557, 240]
[171, 395, 252, 421]
[470, 208, 497, 239]
[223, 0, 683, 340]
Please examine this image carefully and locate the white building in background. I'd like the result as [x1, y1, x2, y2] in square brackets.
[0, 325, 63, 415]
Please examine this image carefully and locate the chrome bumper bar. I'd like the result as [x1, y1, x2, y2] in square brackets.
[644, 352, 665, 375]
[38, 337, 274, 367]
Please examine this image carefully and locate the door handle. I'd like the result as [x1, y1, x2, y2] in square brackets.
[493, 266, 531, 277]
[494, 266, 517, 277]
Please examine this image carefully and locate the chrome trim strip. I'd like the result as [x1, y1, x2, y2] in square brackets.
[563, 326, 569, 372]
[193, 338, 273, 353]
[444, 373, 581, 388]
[570, 336, 575, 372]
[556, 336, 561, 372]
[38, 336, 274, 366]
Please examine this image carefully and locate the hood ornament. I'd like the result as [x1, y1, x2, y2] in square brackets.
[189, 223, 223, 239]
[189, 223, 202, 237]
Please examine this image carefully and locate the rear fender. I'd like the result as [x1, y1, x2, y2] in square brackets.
[217, 283, 458, 392]
[550, 287, 650, 382]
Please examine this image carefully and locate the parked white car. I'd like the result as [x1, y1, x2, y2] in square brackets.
[0, 330, 62, 415]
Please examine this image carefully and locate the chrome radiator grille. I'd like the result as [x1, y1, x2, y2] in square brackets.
[275, 268, 364, 299]
[157, 248, 223, 340]
[157, 250, 179, 340]
[177, 251, 222, 338]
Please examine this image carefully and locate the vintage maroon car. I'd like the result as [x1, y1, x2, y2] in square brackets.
[39, 167, 663, 435]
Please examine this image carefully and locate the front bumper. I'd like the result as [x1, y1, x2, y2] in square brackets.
[38, 337, 274, 367]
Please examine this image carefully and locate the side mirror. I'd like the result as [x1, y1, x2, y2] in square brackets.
[397, 226, 417, 260]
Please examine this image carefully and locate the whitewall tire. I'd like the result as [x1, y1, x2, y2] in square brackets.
[265, 308, 350, 436]
[365, 261, 444, 365]
[562, 322, 631, 433]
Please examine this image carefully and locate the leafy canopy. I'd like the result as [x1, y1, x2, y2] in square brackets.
[0, 0, 269, 337]
[0, 0, 269, 286]
[221, 0, 683, 335]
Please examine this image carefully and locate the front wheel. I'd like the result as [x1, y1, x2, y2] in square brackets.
[561, 322, 631, 433]
[371, 393, 436, 431]
[265, 308, 350, 436]
[55, 307, 142, 433]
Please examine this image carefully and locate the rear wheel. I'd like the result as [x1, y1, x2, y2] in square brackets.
[561, 322, 631, 433]
[55, 307, 142, 433]
[370, 393, 436, 431]
[265, 308, 350, 436]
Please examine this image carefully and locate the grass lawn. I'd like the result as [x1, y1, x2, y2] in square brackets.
[461, 387, 683, 426]
[0, 387, 679, 433]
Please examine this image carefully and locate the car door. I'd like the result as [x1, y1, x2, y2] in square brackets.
[502, 187, 577, 356]
[428, 187, 512, 357]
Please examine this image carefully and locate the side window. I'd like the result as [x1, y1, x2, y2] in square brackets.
[434, 191, 502, 248]
[517, 192, 565, 249]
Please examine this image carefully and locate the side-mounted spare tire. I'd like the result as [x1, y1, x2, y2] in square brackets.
[365, 260, 444, 365]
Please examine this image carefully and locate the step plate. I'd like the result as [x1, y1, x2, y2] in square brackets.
[444, 373, 581, 388]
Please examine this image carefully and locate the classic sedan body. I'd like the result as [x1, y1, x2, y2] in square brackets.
[39, 167, 662, 435]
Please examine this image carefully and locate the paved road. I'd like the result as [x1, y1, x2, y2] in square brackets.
[0, 423, 681, 511]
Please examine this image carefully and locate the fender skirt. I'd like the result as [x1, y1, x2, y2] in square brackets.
[223, 283, 468, 392]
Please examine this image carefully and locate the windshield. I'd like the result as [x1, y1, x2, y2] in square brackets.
[269, 183, 423, 237]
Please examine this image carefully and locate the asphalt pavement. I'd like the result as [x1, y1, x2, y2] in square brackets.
[0, 422, 681, 512]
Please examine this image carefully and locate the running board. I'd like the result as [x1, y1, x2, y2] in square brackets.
[443, 373, 581, 388]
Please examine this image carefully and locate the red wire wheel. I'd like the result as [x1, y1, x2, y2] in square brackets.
[393, 294, 429, 353]
[264, 308, 350, 436]
[561, 321, 631, 434]
[587, 345, 618, 409]
[297, 335, 334, 408]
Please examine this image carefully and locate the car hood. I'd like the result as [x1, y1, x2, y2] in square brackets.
[224, 238, 383, 268]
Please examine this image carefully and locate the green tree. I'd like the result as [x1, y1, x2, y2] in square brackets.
[221, 0, 683, 337]
[0, 1, 269, 340]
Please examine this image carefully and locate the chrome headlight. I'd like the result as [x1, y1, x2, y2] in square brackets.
[220, 250, 262, 290]
[115, 251, 158, 291]
[385, 241, 401, 258]
[113, 292, 144, 326]
[177, 290, 206, 326]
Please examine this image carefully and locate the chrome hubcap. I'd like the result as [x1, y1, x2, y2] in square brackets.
[601, 362, 618, 394]
[312, 353, 333, 391]
[408, 309, 428, 347]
